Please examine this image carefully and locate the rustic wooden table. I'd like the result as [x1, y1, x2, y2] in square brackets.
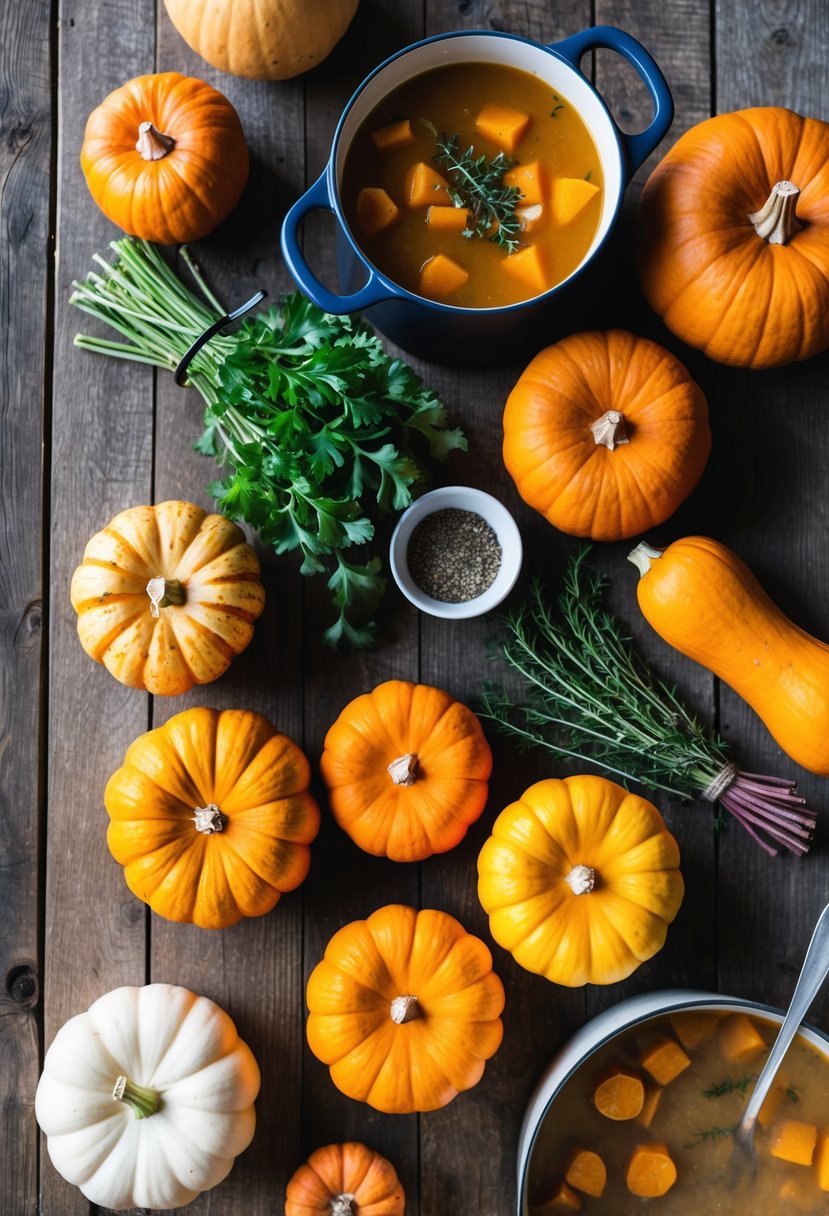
[4, 0, 829, 1212]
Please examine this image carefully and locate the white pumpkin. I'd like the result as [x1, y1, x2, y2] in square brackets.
[35, 983, 260, 1210]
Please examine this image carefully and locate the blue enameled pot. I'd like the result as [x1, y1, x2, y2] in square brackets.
[280, 26, 673, 367]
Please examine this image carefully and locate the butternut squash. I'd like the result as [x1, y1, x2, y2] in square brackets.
[770, 1119, 818, 1167]
[629, 537, 829, 776]
[474, 103, 529, 152]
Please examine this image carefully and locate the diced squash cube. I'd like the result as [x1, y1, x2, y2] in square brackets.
[475, 103, 530, 152]
[593, 1065, 645, 1121]
[370, 119, 414, 151]
[405, 162, 450, 207]
[565, 1149, 606, 1198]
[626, 1143, 677, 1198]
[419, 254, 468, 299]
[551, 176, 600, 225]
[535, 1181, 582, 1211]
[426, 205, 469, 233]
[638, 1085, 664, 1129]
[718, 1013, 767, 1064]
[503, 161, 547, 205]
[778, 1178, 817, 1210]
[516, 204, 545, 233]
[503, 244, 552, 297]
[355, 187, 400, 237]
[640, 1035, 692, 1086]
[758, 1085, 786, 1128]
[816, 1131, 829, 1191]
[770, 1119, 818, 1167]
[669, 1011, 719, 1051]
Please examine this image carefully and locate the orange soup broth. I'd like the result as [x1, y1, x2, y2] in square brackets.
[528, 1011, 829, 1214]
[342, 62, 603, 308]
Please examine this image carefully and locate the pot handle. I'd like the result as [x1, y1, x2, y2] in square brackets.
[550, 25, 674, 178]
[280, 170, 394, 314]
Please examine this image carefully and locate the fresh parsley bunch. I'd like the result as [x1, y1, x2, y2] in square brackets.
[71, 238, 466, 647]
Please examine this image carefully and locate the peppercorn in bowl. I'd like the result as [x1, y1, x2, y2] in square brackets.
[389, 485, 522, 619]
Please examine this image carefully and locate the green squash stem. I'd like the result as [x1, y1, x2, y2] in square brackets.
[112, 1074, 160, 1118]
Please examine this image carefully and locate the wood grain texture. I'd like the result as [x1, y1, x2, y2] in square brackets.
[712, 0, 829, 1026]
[43, 1, 157, 1213]
[299, 3, 426, 1207]
[0, 1, 51, 1213]
[148, 10, 309, 1213]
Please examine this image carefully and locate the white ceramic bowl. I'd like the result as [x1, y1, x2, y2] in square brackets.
[516, 989, 829, 1215]
[389, 486, 522, 619]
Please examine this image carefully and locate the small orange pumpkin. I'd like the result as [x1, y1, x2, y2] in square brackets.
[502, 331, 711, 541]
[70, 500, 265, 696]
[320, 680, 492, 862]
[306, 904, 505, 1113]
[81, 72, 249, 243]
[638, 107, 829, 368]
[285, 1142, 405, 1216]
[105, 707, 320, 929]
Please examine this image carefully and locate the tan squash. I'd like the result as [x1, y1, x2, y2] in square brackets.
[70, 500, 265, 695]
[163, 0, 359, 81]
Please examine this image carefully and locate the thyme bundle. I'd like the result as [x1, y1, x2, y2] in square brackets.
[480, 551, 817, 856]
[429, 128, 523, 253]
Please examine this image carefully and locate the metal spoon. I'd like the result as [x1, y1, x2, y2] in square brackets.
[730, 901, 829, 1180]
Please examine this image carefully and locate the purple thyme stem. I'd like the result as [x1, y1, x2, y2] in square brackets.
[721, 800, 779, 856]
[737, 772, 797, 786]
[721, 801, 809, 856]
[731, 779, 806, 804]
[727, 789, 815, 830]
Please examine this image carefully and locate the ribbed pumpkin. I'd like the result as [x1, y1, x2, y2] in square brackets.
[285, 1143, 405, 1216]
[163, 0, 359, 81]
[70, 500, 265, 696]
[105, 707, 320, 928]
[306, 904, 505, 1113]
[638, 107, 829, 368]
[477, 776, 684, 987]
[630, 536, 829, 777]
[81, 72, 248, 243]
[320, 680, 492, 861]
[502, 331, 711, 541]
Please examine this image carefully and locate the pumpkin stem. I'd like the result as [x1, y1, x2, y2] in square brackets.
[330, 1196, 357, 1216]
[748, 180, 802, 245]
[390, 994, 420, 1024]
[627, 542, 663, 578]
[112, 1074, 160, 1118]
[192, 803, 225, 834]
[146, 575, 186, 618]
[565, 864, 595, 895]
[591, 410, 630, 451]
[135, 120, 175, 161]
[388, 753, 419, 786]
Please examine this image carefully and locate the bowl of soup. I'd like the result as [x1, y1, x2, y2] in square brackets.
[280, 26, 673, 366]
[518, 990, 829, 1214]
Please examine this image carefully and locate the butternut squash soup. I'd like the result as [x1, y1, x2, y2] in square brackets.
[527, 1009, 829, 1213]
[341, 62, 603, 308]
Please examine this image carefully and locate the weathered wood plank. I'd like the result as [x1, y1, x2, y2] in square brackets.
[416, 6, 592, 1214]
[713, 0, 829, 1025]
[586, 0, 718, 1025]
[299, 3, 425, 1208]
[150, 10, 309, 1212]
[43, 0, 156, 1212]
[0, 1, 51, 1213]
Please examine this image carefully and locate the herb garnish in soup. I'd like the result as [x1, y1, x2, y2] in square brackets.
[528, 1009, 829, 1212]
[342, 62, 603, 308]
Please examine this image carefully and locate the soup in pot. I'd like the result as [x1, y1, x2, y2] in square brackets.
[341, 61, 603, 308]
[527, 1008, 829, 1213]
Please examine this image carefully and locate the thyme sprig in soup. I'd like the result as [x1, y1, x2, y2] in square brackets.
[342, 62, 603, 308]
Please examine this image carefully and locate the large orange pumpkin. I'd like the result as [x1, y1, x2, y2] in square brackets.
[306, 904, 504, 1114]
[70, 500, 265, 696]
[502, 331, 711, 541]
[105, 707, 320, 929]
[320, 680, 492, 861]
[638, 107, 829, 369]
[81, 72, 249, 243]
[285, 1142, 405, 1216]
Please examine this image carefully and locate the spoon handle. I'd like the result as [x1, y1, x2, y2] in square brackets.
[740, 902, 829, 1132]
